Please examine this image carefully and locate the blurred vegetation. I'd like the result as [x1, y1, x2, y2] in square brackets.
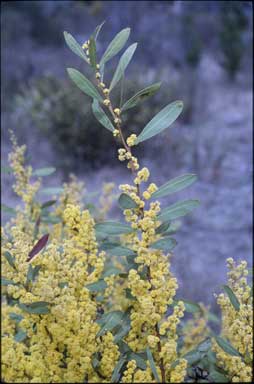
[219, 1, 249, 80]
[14, 75, 168, 171]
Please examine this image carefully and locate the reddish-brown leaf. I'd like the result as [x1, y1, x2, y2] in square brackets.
[27, 234, 49, 262]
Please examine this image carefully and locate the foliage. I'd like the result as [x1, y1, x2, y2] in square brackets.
[219, 1, 248, 80]
[1, 24, 253, 383]
[14, 75, 163, 171]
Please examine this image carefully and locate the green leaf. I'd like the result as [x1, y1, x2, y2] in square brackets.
[136, 101, 183, 144]
[9, 313, 23, 322]
[197, 338, 211, 352]
[63, 31, 89, 62]
[93, 21, 105, 41]
[214, 336, 241, 357]
[1, 277, 17, 286]
[177, 299, 202, 313]
[92, 100, 114, 132]
[155, 221, 171, 234]
[88, 36, 97, 69]
[207, 312, 220, 324]
[41, 216, 62, 224]
[183, 350, 202, 365]
[100, 28, 130, 66]
[14, 329, 27, 342]
[27, 265, 41, 283]
[1, 204, 16, 215]
[163, 220, 182, 235]
[114, 315, 131, 343]
[19, 302, 50, 315]
[1, 165, 12, 174]
[95, 221, 133, 236]
[222, 285, 240, 311]
[40, 187, 64, 195]
[67, 68, 103, 102]
[152, 174, 197, 199]
[33, 167, 56, 177]
[41, 200, 57, 209]
[150, 236, 177, 252]
[97, 311, 124, 337]
[109, 43, 137, 91]
[86, 279, 107, 292]
[158, 199, 200, 222]
[146, 347, 160, 383]
[100, 242, 135, 257]
[118, 193, 138, 210]
[101, 267, 122, 278]
[121, 82, 161, 112]
[4, 251, 16, 268]
[127, 352, 147, 370]
[209, 370, 229, 383]
[112, 355, 127, 383]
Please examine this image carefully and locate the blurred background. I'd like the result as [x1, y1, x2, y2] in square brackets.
[1, 0, 253, 309]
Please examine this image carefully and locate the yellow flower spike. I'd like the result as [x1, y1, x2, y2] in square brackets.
[95, 72, 101, 79]
[99, 82, 106, 88]
[114, 118, 121, 124]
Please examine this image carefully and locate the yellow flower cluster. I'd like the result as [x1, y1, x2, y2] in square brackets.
[122, 360, 137, 383]
[126, 134, 137, 147]
[213, 258, 253, 382]
[1, 198, 121, 383]
[8, 132, 41, 212]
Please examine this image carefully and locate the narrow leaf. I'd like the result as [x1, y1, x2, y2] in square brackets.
[150, 236, 177, 252]
[174, 299, 201, 313]
[97, 311, 124, 337]
[136, 101, 183, 143]
[222, 285, 240, 311]
[214, 336, 241, 357]
[33, 167, 56, 177]
[122, 82, 161, 112]
[40, 187, 63, 195]
[63, 31, 89, 62]
[152, 174, 197, 199]
[19, 302, 50, 314]
[88, 36, 97, 69]
[1, 277, 17, 286]
[9, 313, 23, 322]
[27, 234, 49, 262]
[100, 28, 130, 66]
[109, 43, 137, 91]
[112, 356, 127, 383]
[95, 221, 133, 235]
[4, 251, 16, 268]
[67, 68, 103, 101]
[14, 329, 27, 342]
[128, 352, 147, 370]
[92, 100, 114, 132]
[158, 199, 200, 222]
[100, 242, 135, 257]
[146, 347, 160, 383]
[118, 193, 138, 210]
[102, 267, 122, 278]
[93, 21, 105, 41]
[41, 200, 57, 209]
[86, 279, 107, 292]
